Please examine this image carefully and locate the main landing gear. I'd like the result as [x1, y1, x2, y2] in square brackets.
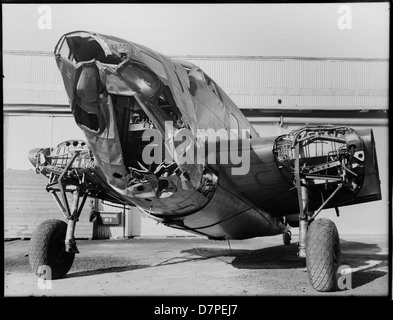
[294, 154, 342, 292]
[29, 188, 86, 280]
[282, 215, 341, 292]
[273, 126, 364, 291]
[28, 141, 93, 279]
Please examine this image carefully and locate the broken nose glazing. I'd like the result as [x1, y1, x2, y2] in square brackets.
[54, 31, 210, 208]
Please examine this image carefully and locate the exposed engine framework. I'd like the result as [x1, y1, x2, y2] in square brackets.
[273, 125, 366, 256]
[274, 125, 365, 211]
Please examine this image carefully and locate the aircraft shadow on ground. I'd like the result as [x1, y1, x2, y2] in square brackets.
[338, 239, 388, 289]
[182, 239, 388, 289]
[182, 243, 305, 269]
[9, 238, 386, 289]
[64, 253, 217, 279]
[64, 264, 150, 279]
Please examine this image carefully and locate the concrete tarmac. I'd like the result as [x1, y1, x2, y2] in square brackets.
[4, 234, 389, 297]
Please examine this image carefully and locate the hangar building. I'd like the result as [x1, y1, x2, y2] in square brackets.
[3, 51, 388, 239]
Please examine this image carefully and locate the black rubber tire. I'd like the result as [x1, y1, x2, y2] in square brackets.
[29, 219, 75, 279]
[305, 218, 341, 292]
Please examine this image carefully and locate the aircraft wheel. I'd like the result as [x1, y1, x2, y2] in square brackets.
[305, 218, 341, 292]
[283, 230, 291, 245]
[29, 219, 75, 279]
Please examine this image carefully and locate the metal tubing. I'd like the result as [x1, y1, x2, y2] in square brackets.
[65, 189, 80, 253]
[294, 143, 308, 258]
[59, 182, 71, 219]
[298, 183, 309, 258]
[294, 144, 303, 214]
[310, 184, 343, 221]
[56, 151, 81, 219]
[77, 193, 88, 218]
[50, 191, 69, 219]
[296, 135, 346, 145]
[301, 183, 309, 217]
[298, 218, 308, 258]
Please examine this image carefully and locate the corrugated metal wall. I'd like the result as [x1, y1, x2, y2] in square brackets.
[3, 51, 388, 110]
[177, 56, 388, 110]
[3, 51, 68, 105]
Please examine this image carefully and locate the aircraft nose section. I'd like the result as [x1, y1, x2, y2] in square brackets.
[54, 31, 163, 101]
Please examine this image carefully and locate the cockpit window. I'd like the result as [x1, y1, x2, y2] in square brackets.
[118, 62, 162, 99]
[57, 34, 122, 65]
[189, 68, 221, 100]
[189, 67, 206, 82]
[73, 103, 100, 132]
[73, 65, 104, 134]
[140, 52, 167, 80]
[205, 75, 220, 97]
[59, 37, 71, 60]
[230, 113, 239, 137]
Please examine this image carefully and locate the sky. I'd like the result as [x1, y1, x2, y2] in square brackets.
[2, 3, 390, 58]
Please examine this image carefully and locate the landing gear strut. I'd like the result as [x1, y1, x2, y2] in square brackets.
[272, 126, 360, 291]
[295, 177, 342, 291]
[293, 150, 342, 291]
[64, 189, 85, 253]
[47, 186, 87, 256]
[29, 143, 92, 279]
[297, 180, 309, 258]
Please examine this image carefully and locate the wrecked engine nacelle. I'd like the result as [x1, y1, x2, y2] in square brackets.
[273, 125, 367, 210]
[28, 140, 94, 176]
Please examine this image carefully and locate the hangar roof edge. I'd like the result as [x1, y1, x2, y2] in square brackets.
[3, 50, 389, 62]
